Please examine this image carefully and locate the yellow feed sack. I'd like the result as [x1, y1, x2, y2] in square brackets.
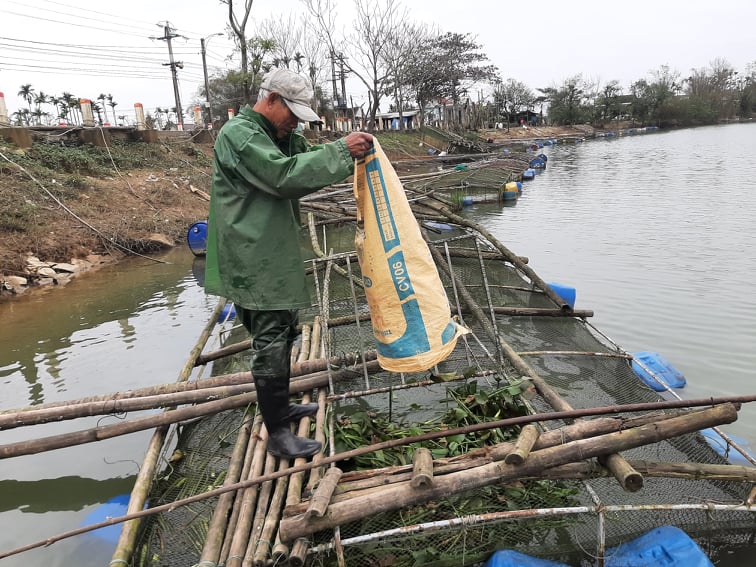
[353, 139, 468, 373]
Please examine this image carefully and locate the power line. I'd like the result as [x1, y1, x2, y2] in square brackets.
[0, 8, 160, 40]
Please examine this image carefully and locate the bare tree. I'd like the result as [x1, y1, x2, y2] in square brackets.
[221, 0, 255, 102]
[303, 0, 405, 131]
[257, 14, 302, 69]
[381, 22, 429, 128]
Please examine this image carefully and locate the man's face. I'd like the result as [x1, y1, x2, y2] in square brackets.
[269, 94, 300, 139]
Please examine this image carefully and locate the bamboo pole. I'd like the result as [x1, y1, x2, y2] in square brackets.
[110, 299, 226, 566]
[275, 393, 315, 564]
[0, 372, 252, 418]
[410, 448, 434, 487]
[198, 413, 255, 565]
[306, 467, 344, 517]
[195, 339, 251, 366]
[225, 425, 270, 566]
[309, 317, 322, 362]
[218, 415, 264, 566]
[251, 456, 292, 566]
[278, 403, 738, 542]
[599, 454, 644, 492]
[244, 451, 278, 564]
[513, 460, 756, 484]
[0, 364, 377, 459]
[504, 424, 540, 465]
[1, 349, 378, 429]
[0, 382, 259, 429]
[299, 324, 312, 366]
[305, 389, 329, 494]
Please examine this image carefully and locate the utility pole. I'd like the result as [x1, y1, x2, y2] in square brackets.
[200, 33, 223, 129]
[330, 52, 339, 125]
[153, 22, 184, 130]
[201, 38, 211, 128]
[338, 53, 347, 111]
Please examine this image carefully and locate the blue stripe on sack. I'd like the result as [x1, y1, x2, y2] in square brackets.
[365, 153, 401, 252]
[440, 319, 458, 344]
[375, 298, 431, 358]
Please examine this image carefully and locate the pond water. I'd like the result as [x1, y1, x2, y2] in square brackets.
[0, 122, 754, 565]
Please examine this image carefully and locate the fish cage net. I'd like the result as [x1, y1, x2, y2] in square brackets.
[132, 227, 756, 567]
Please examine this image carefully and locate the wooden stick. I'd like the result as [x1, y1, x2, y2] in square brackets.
[309, 317, 322, 361]
[244, 451, 277, 565]
[252, 457, 292, 566]
[299, 324, 312, 365]
[599, 453, 644, 492]
[198, 413, 255, 565]
[219, 415, 263, 566]
[278, 403, 738, 542]
[504, 424, 540, 465]
[0, 372, 253, 417]
[306, 467, 344, 518]
[305, 389, 329, 493]
[410, 448, 434, 487]
[224, 425, 269, 566]
[0, 364, 375, 459]
[283, 412, 680, 515]
[0, 382, 258, 429]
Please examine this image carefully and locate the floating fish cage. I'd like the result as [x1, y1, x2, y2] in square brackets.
[122, 163, 755, 567]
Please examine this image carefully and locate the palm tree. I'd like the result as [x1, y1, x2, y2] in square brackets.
[33, 92, 48, 125]
[18, 84, 35, 113]
[49, 96, 62, 124]
[107, 95, 117, 125]
[92, 102, 104, 125]
[61, 92, 77, 125]
[293, 52, 305, 73]
[97, 94, 108, 123]
[11, 109, 30, 126]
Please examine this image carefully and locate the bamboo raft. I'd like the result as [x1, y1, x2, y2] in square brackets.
[2, 152, 756, 566]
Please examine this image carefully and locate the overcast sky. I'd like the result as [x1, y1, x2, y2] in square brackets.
[1, 0, 754, 124]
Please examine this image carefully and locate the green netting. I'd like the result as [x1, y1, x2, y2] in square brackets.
[132, 223, 756, 567]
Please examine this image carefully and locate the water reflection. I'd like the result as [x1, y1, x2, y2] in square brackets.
[0, 476, 136, 513]
[0, 247, 212, 408]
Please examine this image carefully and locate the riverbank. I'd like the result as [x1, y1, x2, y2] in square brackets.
[0, 124, 596, 299]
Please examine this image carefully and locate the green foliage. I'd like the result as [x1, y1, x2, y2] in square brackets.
[0, 197, 36, 232]
[333, 381, 530, 469]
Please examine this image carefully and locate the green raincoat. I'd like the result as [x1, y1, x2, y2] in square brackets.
[204, 106, 354, 309]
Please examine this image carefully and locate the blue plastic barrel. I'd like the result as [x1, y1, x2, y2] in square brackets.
[605, 525, 713, 566]
[187, 220, 208, 256]
[218, 303, 236, 323]
[631, 351, 686, 391]
[486, 550, 568, 567]
[529, 157, 546, 169]
[547, 282, 576, 309]
[462, 196, 474, 206]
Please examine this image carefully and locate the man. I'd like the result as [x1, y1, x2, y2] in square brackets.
[204, 68, 373, 459]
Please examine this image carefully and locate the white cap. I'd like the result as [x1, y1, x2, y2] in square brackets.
[260, 68, 322, 123]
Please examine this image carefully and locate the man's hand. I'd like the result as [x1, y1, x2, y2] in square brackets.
[344, 132, 374, 159]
